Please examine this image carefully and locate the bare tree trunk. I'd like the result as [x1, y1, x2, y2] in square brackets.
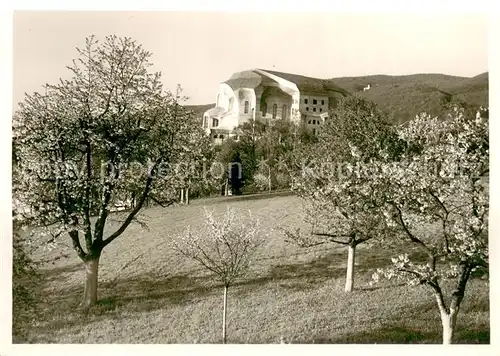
[186, 186, 190, 205]
[345, 244, 356, 292]
[268, 166, 272, 193]
[180, 187, 184, 204]
[225, 181, 229, 196]
[438, 307, 458, 345]
[82, 255, 100, 308]
[222, 284, 228, 344]
[435, 291, 458, 345]
[434, 263, 471, 344]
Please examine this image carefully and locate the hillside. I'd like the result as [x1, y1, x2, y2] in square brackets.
[189, 72, 488, 125]
[330, 72, 489, 124]
[184, 103, 216, 120]
[21, 195, 489, 343]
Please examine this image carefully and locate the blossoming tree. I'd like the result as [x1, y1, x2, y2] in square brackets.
[372, 107, 489, 344]
[286, 96, 402, 292]
[13, 35, 198, 307]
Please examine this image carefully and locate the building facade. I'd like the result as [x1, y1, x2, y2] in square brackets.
[203, 69, 345, 143]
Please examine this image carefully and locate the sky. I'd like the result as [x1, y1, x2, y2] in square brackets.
[12, 11, 488, 106]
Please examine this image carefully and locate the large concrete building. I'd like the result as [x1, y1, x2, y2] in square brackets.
[202, 69, 347, 143]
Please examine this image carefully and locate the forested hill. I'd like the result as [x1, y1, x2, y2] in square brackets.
[329, 72, 488, 124]
[184, 103, 216, 122]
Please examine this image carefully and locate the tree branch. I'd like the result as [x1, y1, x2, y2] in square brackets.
[148, 195, 175, 208]
[82, 133, 93, 250]
[431, 281, 449, 315]
[450, 262, 473, 313]
[69, 230, 87, 260]
[93, 149, 119, 244]
[389, 201, 430, 252]
[101, 157, 161, 248]
[428, 190, 449, 216]
[354, 235, 373, 245]
[312, 232, 351, 245]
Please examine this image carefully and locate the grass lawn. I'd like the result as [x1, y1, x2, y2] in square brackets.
[16, 195, 489, 344]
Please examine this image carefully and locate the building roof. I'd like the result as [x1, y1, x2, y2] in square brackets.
[224, 70, 263, 90]
[221, 69, 350, 97]
[260, 69, 324, 92]
[205, 106, 227, 117]
[260, 69, 349, 95]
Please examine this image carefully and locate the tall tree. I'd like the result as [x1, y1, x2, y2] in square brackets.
[286, 96, 402, 292]
[254, 119, 300, 192]
[12, 35, 196, 307]
[172, 104, 215, 204]
[372, 107, 489, 344]
[213, 138, 238, 196]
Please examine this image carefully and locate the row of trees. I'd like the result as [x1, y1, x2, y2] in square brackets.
[286, 97, 488, 344]
[212, 116, 318, 196]
[12, 35, 488, 344]
[11, 34, 276, 310]
[174, 98, 488, 345]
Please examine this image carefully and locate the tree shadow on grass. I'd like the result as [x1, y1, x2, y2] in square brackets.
[311, 324, 490, 344]
[29, 243, 440, 340]
[233, 249, 347, 293]
[39, 262, 84, 282]
[357, 283, 407, 292]
[34, 246, 367, 329]
[291, 297, 490, 344]
[37, 240, 413, 316]
[355, 244, 429, 273]
[28, 271, 221, 336]
[98, 273, 219, 312]
[234, 245, 404, 293]
[309, 326, 442, 344]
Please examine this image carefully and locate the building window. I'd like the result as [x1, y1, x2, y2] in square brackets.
[308, 120, 311, 124]
[321, 100, 324, 105]
[313, 108, 316, 112]
[212, 118, 219, 127]
[282, 105, 287, 120]
[320, 108, 323, 112]
[306, 107, 309, 111]
[313, 99, 317, 105]
[213, 135, 218, 139]
[262, 103, 267, 117]
[312, 128, 317, 135]
[304, 98, 308, 104]
[244, 101, 249, 114]
[219, 134, 224, 139]
[272, 104, 277, 119]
